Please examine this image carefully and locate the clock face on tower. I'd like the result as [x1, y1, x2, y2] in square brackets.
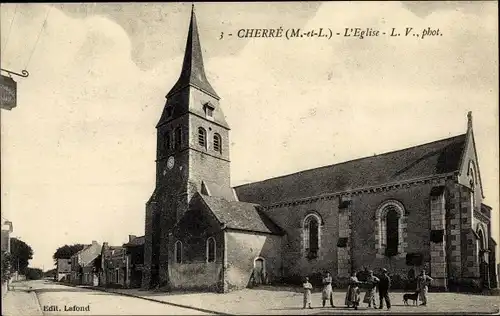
[167, 156, 175, 170]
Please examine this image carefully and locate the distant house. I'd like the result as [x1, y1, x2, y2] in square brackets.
[70, 241, 101, 285]
[100, 243, 127, 288]
[123, 235, 144, 288]
[56, 258, 72, 282]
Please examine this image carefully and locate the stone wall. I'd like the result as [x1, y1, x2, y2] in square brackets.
[262, 198, 338, 280]
[224, 230, 282, 292]
[169, 262, 223, 292]
[168, 205, 225, 291]
[350, 183, 442, 277]
[430, 189, 447, 289]
[261, 181, 455, 283]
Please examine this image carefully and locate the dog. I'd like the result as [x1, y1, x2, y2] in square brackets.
[403, 291, 419, 305]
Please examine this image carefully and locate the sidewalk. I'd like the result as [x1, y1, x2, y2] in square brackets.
[81, 285, 500, 315]
[2, 283, 43, 316]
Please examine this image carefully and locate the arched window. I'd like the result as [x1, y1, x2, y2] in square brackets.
[303, 213, 321, 259]
[213, 133, 221, 153]
[375, 200, 407, 258]
[476, 224, 488, 264]
[198, 127, 206, 148]
[174, 240, 182, 264]
[165, 131, 171, 151]
[174, 127, 182, 149]
[385, 207, 400, 256]
[206, 237, 216, 263]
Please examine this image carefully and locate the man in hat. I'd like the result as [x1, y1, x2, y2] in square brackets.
[378, 268, 391, 310]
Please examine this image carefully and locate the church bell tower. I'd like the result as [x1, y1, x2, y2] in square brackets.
[143, 5, 232, 289]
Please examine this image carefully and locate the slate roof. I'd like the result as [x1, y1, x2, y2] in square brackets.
[166, 7, 219, 100]
[201, 180, 236, 201]
[199, 194, 283, 235]
[234, 134, 466, 205]
[73, 244, 91, 257]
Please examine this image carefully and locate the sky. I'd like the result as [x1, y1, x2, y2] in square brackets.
[0, 2, 498, 270]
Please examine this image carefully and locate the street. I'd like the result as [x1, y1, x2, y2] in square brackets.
[3, 280, 211, 315]
[2, 280, 499, 315]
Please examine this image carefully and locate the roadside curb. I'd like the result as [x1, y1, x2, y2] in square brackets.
[30, 290, 44, 316]
[56, 282, 230, 315]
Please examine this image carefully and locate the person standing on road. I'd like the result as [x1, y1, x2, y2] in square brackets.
[321, 272, 335, 308]
[345, 271, 361, 310]
[303, 277, 313, 309]
[363, 270, 379, 308]
[378, 268, 391, 310]
[416, 269, 433, 306]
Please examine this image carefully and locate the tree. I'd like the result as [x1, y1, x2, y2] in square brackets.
[1, 250, 12, 283]
[26, 267, 43, 280]
[53, 244, 85, 263]
[10, 238, 33, 274]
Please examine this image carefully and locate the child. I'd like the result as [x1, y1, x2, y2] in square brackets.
[303, 277, 313, 309]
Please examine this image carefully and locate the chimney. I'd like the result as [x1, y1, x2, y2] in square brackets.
[128, 235, 137, 243]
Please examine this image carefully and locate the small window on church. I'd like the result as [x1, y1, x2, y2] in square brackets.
[174, 240, 182, 264]
[206, 107, 213, 118]
[175, 127, 182, 149]
[204, 102, 214, 120]
[198, 127, 207, 148]
[206, 237, 216, 263]
[470, 182, 475, 212]
[213, 133, 221, 153]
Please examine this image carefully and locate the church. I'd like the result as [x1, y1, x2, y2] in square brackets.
[142, 7, 497, 293]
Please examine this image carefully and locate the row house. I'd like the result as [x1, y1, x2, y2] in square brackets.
[70, 241, 101, 285]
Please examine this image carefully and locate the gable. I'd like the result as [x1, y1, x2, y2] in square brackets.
[79, 243, 102, 267]
[172, 194, 223, 239]
[457, 127, 484, 197]
[235, 134, 466, 206]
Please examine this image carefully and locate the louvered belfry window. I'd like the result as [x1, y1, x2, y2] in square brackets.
[198, 127, 206, 148]
[213, 133, 221, 153]
[165, 131, 171, 150]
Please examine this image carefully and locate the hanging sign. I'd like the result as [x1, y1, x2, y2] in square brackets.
[1, 74, 17, 110]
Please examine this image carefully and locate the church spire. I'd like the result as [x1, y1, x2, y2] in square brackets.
[166, 5, 220, 100]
